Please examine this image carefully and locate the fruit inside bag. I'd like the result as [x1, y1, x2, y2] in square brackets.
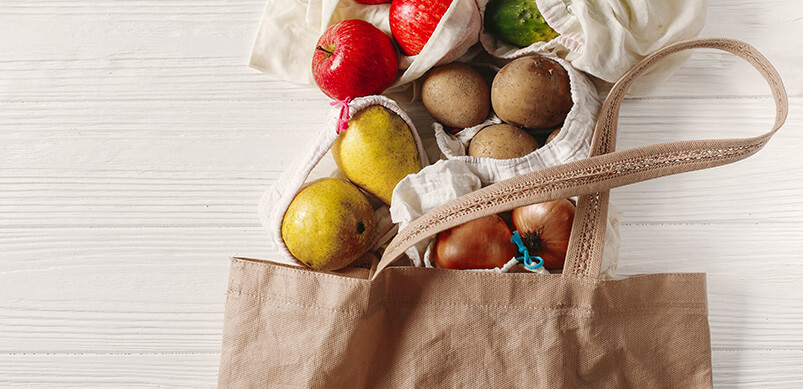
[251, 0, 706, 97]
[250, 0, 705, 276]
[259, 95, 429, 270]
[250, 0, 482, 93]
[478, 0, 707, 95]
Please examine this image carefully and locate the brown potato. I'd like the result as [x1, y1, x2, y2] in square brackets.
[491, 56, 572, 131]
[545, 128, 561, 144]
[422, 63, 490, 128]
[467, 124, 540, 159]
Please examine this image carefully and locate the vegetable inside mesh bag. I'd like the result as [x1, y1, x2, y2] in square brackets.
[258, 96, 429, 266]
[389, 159, 622, 278]
[250, 0, 482, 91]
[417, 57, 615, 276]
[478, 0, 706, 95]
[433, 56, 601, 183]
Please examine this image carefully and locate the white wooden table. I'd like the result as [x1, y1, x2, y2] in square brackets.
[1, 0, 802, 387]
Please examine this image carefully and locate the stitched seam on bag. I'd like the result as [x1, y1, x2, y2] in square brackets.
[233, 258, 369, 284]
[227, 289, 705, 316]
[234, 257, 705, 283]
[392, 268, 703, 281]
[226, 288, 705, 318]
[227, 289, 365, 316]
[383, 300, 706, 315]
[385, 301, 706, 311]
[261, 267, 372, 292]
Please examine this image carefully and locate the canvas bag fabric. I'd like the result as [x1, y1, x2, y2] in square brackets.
[219, 38, 788, 387]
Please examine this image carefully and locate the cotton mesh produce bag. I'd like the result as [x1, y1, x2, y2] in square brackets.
[259, 95, 429, 265]
[250, 0, 483, 91]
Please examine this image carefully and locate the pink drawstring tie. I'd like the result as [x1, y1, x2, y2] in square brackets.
[330, 97, 352, 134]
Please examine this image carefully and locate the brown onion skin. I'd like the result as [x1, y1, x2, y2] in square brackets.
[433, 215, 518, 270]
[510, 199, 575, 270]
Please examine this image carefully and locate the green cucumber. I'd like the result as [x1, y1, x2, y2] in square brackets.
[484, 0, 559, 47]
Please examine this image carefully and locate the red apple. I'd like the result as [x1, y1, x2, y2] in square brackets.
[433, 214, 518, 270]
[312, 19, 398, 100]
[389, 0, 452, 56]
[354, 0, 390, 3]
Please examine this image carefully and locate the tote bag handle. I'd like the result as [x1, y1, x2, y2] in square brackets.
[373, 38, 788, 280]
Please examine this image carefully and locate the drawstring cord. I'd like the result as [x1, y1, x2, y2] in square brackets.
[330, 97, 352, 134]
[511, 231, 544, 270]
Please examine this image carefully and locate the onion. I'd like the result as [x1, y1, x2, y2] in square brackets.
[433, 215, 518, 270]
[510, 199, 575, 270]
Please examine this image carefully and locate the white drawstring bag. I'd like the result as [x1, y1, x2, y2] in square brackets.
[250, 0, 482, 91]
[433, 56, 601, 183]
[251, 0, 705, 95]
[478, 0, 707, 94]
[389, 159, 622, 278]
[259, 95, 429, 264]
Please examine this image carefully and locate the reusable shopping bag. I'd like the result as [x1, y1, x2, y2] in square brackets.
[220, 38, 788, 387]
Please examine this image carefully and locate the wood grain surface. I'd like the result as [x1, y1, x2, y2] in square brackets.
[1, 0, 802, 387]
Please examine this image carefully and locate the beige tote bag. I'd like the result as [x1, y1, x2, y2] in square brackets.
[219, 38, 788, 388]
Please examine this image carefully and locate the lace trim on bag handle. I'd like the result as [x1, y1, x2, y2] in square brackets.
[563, 38, 790, 278]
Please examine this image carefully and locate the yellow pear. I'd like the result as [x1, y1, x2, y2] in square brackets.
[332, 105, 422, 205]
[281, 178, 375, 271]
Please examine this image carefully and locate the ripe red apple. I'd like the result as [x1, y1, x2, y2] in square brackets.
[389, 0, 452, 56]
[312, 19, 398, 100]
[433, 214, 518, 270]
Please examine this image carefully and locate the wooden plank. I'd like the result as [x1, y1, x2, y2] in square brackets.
[0, 98, 799, 226]
[712, 350, 803, 387]
[2, 285, 798, 353]
[0, 350, 800, 387]
[0, 1, 800, 100]
[0, 162, 800, 227]
[0, 94, 789, 141]
[616, 224, 803, 352]
[1, 0, 802, 386]
[0, 353, 219, 388]
[0, 225, 801, 354]
[0, 299, 226, 354]
[0, 227, 272, 268]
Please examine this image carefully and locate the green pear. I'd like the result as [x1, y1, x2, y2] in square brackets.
[332, 105, 422, 205]
[281, 178, 375, 271]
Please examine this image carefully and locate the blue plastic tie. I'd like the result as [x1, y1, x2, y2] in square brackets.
[511, 231, 544, 270]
